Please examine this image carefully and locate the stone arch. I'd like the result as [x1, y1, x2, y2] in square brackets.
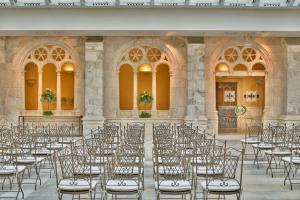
[112, 38, 184, 117]
[205, 39, 273, 133]
[12, 39, 81, 114]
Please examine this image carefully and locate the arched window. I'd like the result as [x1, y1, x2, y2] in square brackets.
[216, 63, 229, 72]
[119, 64, 134, 110]
[215, 46, 266, 75]
[118, 46, 171, 113]
[234, 64, 248, 71]
[61, 63, 75, 110]
[23, 45, 75, 112]
[252, 63, 266, 71]
[24, 62, 38, 110]
[156, 64, 170, 110]
[42, 63, 57, 110]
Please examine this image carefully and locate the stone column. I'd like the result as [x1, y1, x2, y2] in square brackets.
[185, 43, 208, 129]
[133, 68, 138, 110]
[281, 44, 300, 125]
[38, 69, 43, 111]
[152, 69, 157, 111]
[82, 42, 105, 137]
[56, 70, 61, 111]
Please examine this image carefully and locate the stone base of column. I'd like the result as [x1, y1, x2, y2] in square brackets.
[185, 115, 208, 130]
[82, 116, 105, 138]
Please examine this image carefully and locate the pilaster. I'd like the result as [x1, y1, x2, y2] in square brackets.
[82, 42, 105, 136]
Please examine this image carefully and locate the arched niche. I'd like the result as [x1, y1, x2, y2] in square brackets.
[252, 63, 266, 71]
[119, 64, 134, 110]
[138, 64, 152, 110]
[42, 63, 57, 110]
[216, 63, 229, 72]
[234, 64, 248, 71]
[156, 64, 170, 110]
[61, 63, 75, 110]
[24, 62, 38, 110]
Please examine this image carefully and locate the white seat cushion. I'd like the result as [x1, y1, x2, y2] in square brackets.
[106, 180, 139, 192]
[17, 156, 44, 164]
[282, 156, 300, 164]
[252, 143, 273, 149]
[193, 166, 223, 175]
[46, 143, 67, 150]
[240, 137, 259, 144]
[201, 179, 240, 192]
[31, 149, 51, 155]
[265, 150, 291, 156]
[58, 179, 97, 191]
[155, 180, 192, 192]
[0, 165, 26, 175]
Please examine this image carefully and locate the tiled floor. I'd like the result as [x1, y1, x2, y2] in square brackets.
[2, 134, 300, 200]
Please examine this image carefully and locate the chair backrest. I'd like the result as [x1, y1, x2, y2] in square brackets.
[247, 125, 262, 137]
[260, 128, 273, 144]
[58, 154, 87, 179]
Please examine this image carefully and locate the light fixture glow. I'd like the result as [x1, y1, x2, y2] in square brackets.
[216, 63, 229, 72]
[139, 64, 152, 72]
[62, 63, 74, 72]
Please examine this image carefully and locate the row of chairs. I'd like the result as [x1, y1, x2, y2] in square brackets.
[241, 123, 300, 190]
[153, 123, 245, 200]
[54, 122, 145, 200]
[0, 123, 81, 199]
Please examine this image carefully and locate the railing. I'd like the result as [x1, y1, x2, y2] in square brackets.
[18, 115, 83, 136]
[0, 0, 298, 8]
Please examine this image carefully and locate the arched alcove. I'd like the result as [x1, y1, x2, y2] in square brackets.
[42, 63, 57, 110]
[216, 63, 229, 72]
[234, 64, 248, 71]
[24, 62, 38, 110]
[156, 64, 170, 110]
[138, 64, 152, 110]
[252, 63, 266, 71]
[61, 63, 75, 110]
[119, 64, 134, 110]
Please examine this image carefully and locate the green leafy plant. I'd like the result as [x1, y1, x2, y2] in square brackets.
[40, 88, 56, 116]
[138, 91, 153, 118]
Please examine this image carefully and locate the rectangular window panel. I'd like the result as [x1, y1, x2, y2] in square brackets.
[155, 0, 185, 6]
[189, 0, 219, 6]
[259, 0, 287, 7]
[17, 0, 46, 6]
[119, 0, 151, 6]
[224, 0, 254, 7]
[85, 0, 115, 6]
[51, 0, 81, 6]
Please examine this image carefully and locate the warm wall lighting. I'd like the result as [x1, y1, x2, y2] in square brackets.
[62, 63, 74, 72]
[216, 63, 229, 72]
[139, 64, 152, 72]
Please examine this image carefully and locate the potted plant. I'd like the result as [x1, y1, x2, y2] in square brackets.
[138, 91, 153, 118]
[41, 88, 56, 116]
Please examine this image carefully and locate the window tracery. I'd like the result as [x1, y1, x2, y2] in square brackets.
[216, 45, 266, 73]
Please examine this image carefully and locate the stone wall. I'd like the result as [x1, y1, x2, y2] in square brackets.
[283, 42, 300, 123]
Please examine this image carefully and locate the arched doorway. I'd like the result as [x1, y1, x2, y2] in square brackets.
[215, 46, 266, 134]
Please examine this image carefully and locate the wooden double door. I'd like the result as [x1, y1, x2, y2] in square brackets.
[216, 82, 238, 129]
